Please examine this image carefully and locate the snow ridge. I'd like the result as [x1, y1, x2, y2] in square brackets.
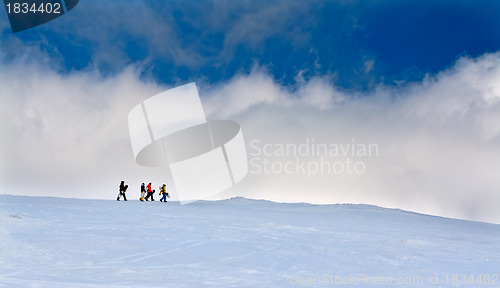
[0, 194, 498, 288]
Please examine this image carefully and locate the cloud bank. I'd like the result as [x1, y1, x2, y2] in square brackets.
[203, 53, 500, 223]
[1, 47, 499, 223]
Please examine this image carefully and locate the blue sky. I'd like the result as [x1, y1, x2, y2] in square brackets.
[2, 0, 499, 89]
[1, 0, 500, 222]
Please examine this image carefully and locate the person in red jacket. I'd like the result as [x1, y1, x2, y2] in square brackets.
[145, 182, 155, 201]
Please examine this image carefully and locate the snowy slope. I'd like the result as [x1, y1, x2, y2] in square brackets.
[0, 194, 498, 288]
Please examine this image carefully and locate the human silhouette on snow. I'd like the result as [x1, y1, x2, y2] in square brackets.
[117, 181, 128, 201]
[140, 183, 146, 201]
[159, 184, 169, 202]
[145, 183, 154, 201]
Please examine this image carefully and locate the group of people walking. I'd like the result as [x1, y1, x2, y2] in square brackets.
[117, 181, 169, 202]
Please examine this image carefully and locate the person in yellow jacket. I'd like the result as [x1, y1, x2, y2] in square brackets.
[140, 183, 146, 201]
[159, 184, 169, 203]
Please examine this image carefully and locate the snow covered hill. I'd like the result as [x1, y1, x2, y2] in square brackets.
[0, 194, 498, 288]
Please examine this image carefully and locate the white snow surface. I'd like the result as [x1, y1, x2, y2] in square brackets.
[0, 194, 498, 288]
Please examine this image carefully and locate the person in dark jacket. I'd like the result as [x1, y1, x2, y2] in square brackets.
[117, 181, 128, 201]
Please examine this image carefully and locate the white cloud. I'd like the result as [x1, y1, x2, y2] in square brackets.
[202, 66, 288, 118]
[0, 59, 166, 198]
[363, 59, 374, 73]
[1, 46, 499, 223]
[222, 0, 316, 51]
[24, 0, 320, 70]
[203, 52, 500, 223]
[297, 76, 346, 109]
